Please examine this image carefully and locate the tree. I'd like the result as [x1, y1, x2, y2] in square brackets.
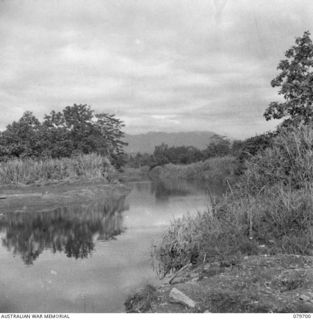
[42, 104, 127, 166]
[94, 113, 127, 168]
[152, 143, 170, 167]
[264, 31, 313, 126]
[0, 111, 42, 158]
[43, 104, 96, 155]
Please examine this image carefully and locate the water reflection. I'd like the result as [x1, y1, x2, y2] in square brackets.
[150, 178, 225, 202]
[0, 180, 221, 312]
[0, 196, 128, 265]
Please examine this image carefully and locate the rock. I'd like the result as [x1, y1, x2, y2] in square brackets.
[299, 294, 313, 302]
[169, 288, 197, 308]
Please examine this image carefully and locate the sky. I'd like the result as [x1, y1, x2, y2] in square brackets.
[1, 0, 313, 139]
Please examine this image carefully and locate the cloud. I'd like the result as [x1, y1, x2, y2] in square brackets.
[0, 0, 313, 138]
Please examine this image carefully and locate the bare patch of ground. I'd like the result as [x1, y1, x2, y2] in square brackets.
[126, 254, 313, 313]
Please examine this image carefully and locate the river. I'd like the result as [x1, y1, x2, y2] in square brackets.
[0, 179, 224, 312]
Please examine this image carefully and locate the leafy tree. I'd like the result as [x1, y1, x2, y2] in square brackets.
[43, 104, 96, 156]
[152, 143, 170, 167]
[0, 111, 42, 158]
[42, 104, 127, 166]
[94, 113, 127, 168]
[264, 31, 313, 126]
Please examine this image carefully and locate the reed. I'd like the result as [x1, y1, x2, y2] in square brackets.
[0, 153, 115, 185]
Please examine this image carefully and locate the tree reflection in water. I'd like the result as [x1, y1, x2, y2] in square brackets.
[151, 179, 208, 202]
[149, 179, 226, 203]
[0, 196, 128, 265]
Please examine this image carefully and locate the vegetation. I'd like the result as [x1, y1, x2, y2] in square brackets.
[0, 153, 115, 185]
[264, 31, 313, 127]
[0, 104, 127, 168]
[126, 135, 237, 168]
[152, 32, 313, 277]
[153, 123, 313, 276]
[149, 156, 237, 184]
[125, 132, 275, 178]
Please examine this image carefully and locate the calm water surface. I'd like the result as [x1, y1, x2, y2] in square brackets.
[0, 180, 224, 312]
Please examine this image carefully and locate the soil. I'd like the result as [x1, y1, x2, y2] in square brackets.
[125, 254, 313, 313]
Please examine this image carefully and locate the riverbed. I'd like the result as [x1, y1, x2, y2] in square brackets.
[0, 179, 224, 312]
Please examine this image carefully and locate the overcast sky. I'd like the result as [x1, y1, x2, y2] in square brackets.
[1, 0, 313, 138]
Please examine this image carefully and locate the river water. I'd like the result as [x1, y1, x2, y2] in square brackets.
[0, 179, 224, 312]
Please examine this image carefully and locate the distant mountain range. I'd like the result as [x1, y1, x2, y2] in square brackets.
[124, 131, 219, 154]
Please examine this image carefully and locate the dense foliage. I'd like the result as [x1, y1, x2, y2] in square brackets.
[264, 31, 313, 126]
[0, 104, 127, 168]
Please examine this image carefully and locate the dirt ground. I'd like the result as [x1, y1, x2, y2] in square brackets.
[126, 254, 313, 313]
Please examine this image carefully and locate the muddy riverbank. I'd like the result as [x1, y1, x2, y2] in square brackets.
[0, 179, 130, 213]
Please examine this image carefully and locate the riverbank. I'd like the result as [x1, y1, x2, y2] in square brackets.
[148, 156, 237, 185]
[0, 153, 132, 212]
[126, 124, 313, 313]
[117, 166, 150, 182]
[126, 254, 313, 313]
[0, 153, 116, 185]
[0, 179, 130, 213]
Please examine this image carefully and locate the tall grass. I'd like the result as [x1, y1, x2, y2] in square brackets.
[242, 125, 313, 194]
[149, 156, 237, 183]
[153, 124, 313, 276]
[0, 153, 116, 185]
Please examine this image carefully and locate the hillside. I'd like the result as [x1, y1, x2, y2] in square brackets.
[124, 131, 218, 153]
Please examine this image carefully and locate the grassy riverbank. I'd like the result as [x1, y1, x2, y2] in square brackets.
[153, 124, 313, 275]
[127, 124, 313, 313]
[0, 153, 116, 186]
[149, 156, 237, 184]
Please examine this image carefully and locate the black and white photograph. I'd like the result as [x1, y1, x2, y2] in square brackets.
[1, 0, 313, 315]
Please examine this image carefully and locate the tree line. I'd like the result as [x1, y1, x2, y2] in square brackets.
[1, 31, 312, 172]
[0, 104, 127, 167]
[126, 135, 239, 168]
